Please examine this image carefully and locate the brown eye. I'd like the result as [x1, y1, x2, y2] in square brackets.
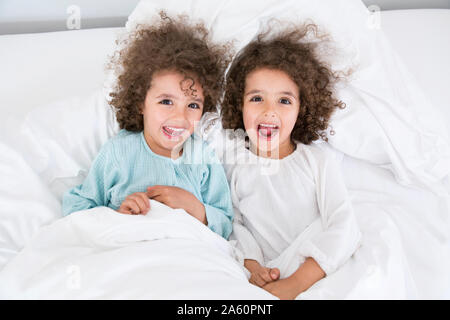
[250, 96, 262, 102]
[279, 98, 291, 105]
[188, 103, 200, 109]
[159, 99, 173, 105]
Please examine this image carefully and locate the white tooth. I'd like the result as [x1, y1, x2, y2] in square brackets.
[166, 127, 184, 132]
[259, 124, 277, 128]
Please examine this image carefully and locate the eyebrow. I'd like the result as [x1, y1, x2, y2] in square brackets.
[244, 89, 263, 97]
[244, 89, 298, 100]
[156, 93, 204, 104]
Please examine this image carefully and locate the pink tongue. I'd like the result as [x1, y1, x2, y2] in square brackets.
[164, 127, 174, 135]
[259, 127, 272, 136]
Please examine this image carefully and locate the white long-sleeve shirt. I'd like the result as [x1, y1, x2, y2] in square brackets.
[212, 128, 361, 276]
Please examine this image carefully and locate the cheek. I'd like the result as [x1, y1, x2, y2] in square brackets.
[281, 109, 300, 136]
[187, 110, 203, 130]
[242, 104, 258, 129]
[143, 105, 165, 129]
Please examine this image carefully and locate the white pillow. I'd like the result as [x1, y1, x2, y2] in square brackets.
[0, 141, 61, 270]
[127, 0, 450, 194]
[0, 89, 119, 270]
[14, 0, 449, 198]
[126, 0, 367, 71]
[16, 89, 120, 200]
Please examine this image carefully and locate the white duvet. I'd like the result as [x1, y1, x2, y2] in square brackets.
[1, 1, 449, 300]
[0, 202, 274, 300]
[0, 193, 420, 300]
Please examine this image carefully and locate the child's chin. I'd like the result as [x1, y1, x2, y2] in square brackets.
[161, 134, 190, 148]
[161, 130, 190, 141]
[248, 140, 280, 155]
[256, 146, 280, 156]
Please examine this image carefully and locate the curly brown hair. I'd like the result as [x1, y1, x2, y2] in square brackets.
[221, 22, 346, 144]
[108, 12, 231, 132]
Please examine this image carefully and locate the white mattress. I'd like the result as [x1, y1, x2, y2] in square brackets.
[0, 8, 449, 299]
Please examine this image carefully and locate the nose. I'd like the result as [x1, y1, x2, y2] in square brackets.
[172, 105, 188, 120]
[262, 102, 277, 118]
[169, 105, 190, 127]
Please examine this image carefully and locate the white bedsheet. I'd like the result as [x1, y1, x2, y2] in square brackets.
[341, 153, 450, 299]
[0, 202, 275, 299]
[0, 134, 448, 299]
[0, 198, 418, 300]
[0, 9, 449, 299]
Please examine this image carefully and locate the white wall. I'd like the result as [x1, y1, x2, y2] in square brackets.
[0, 0, 449, 35]
[364, 0, 449, 10]
[0, 0, 140, 34]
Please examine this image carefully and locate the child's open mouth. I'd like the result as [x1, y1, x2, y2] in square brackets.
[257, 123, 279, 140]
[162, 126, 186, 139]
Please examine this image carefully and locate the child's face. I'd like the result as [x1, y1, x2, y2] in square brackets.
[141, 70, 204, 158]
[242, 68, 300, 158]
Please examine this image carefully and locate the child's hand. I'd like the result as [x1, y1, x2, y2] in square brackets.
[263, 257, 325, 300]
[262, 277, 301, 300]
[117, 192, 150, 215]
[146, 186, 207, 224]
[244, 259, 280, 288]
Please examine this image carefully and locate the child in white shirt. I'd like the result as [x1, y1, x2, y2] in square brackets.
[214, 24, 361, 299]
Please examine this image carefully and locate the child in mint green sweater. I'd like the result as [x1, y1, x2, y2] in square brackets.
[62, 14, 233, 239]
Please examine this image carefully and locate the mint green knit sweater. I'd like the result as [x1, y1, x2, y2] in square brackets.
[62, 129, 233, 239]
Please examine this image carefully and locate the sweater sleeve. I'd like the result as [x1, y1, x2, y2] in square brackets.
[225, 160, 265, 266]
[62, 140, 120, 216]
[200, 149, 234, 239]
[297, 145, 362, 275]
[229, 206, 265, 266]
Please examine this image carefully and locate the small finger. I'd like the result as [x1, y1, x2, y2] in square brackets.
[118, 206, 133, 215]
[253, 275, 267, 288]
[146, 186, 161, 199]
[270, 268, 280, 280]
[128, 194, 148, 214]
[125, 200, 141, 215]
[117, 208, 130, 215]
[150, 194, 165, 205]
[137, 193, 151, 212]
[259, 269, 273, 283]
[249, 277, 260, 287]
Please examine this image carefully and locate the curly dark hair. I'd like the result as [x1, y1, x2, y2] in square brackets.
[221, 22, 346, 144]
[108, 11, 232, 132]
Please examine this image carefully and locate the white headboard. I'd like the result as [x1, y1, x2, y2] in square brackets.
[0, 0, 449, 35]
